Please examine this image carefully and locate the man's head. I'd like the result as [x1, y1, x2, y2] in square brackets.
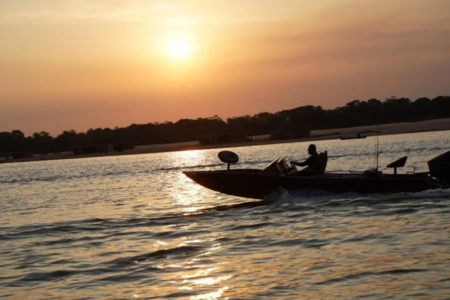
[308, 144, 317, 155]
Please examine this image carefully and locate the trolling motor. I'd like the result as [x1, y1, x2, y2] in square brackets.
[218, 151, 239, 171]
[428, 151, 450, 187]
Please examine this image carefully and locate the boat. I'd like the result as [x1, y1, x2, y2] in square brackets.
[183, 150, 450, 199]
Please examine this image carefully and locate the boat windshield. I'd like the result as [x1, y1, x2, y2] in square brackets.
[260, 157, 288, 176]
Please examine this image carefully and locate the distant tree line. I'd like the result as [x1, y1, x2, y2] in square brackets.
[1, 96, 449, 155]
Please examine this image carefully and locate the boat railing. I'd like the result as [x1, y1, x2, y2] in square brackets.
[325, 170, 355, 174]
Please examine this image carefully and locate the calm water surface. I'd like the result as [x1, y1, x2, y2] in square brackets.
[1, 131, 450, 299]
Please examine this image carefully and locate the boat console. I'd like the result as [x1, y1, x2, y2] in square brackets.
[261, 153, 328, 177]
[260, 157, 292, 176]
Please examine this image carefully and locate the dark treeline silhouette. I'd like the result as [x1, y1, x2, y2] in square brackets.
[1, 96, 449, 156]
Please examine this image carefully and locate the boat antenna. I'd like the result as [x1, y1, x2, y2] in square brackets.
[374, 125, 380, 171]
[376, 134, 379, 171]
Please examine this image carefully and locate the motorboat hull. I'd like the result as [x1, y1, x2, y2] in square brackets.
[183, 170, 445, 199]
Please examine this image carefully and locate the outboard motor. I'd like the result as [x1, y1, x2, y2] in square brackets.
[428, 151, 450, 187]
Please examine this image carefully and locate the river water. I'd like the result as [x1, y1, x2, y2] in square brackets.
[1, 131, 450, 299]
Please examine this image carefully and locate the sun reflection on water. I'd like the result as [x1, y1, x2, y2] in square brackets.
[167, 149, 210, 210]
[172, 149, 205, 162]
[171, 174, 212, 213]
[159, 240, 232, 299]
[191, 287, 229, 300]
[187, 276, 232, 286]
[182, 267, 218, 279]
[153, 240, 168, 248]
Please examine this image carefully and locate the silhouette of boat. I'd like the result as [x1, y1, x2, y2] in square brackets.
[184, 151, 450, 199]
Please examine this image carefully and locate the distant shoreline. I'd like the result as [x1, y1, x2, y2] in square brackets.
[3, 118, 450, 164]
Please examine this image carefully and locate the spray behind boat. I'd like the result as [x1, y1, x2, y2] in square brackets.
[428, 151, 450, 187]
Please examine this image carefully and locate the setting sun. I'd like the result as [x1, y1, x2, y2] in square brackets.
[167, 38, 192, 60]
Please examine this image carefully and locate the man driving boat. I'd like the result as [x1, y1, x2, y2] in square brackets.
[291, 144, 321, 175]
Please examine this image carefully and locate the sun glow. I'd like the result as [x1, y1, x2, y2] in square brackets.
[167, 37, 192, 60]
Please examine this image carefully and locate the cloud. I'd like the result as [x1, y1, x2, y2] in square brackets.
[0, 0, 173, 24]
[156, 2, 174, 10]
[212, 11, 450, 72]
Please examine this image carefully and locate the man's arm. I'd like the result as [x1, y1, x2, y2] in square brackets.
[292, 157, 310, 167]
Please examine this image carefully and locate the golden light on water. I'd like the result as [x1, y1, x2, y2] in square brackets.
[155, 149, 233, 299]
[168, 150, 211, 211]
[182, 268, 218, 279]
[190, 287, 229, 300]
[175, 150, 203, 160]
[153, 240, 168, 248]
[187, 276, 232, 286]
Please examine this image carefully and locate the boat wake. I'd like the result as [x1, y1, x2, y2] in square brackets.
[263, 187, 450, 207]
[185, 187, 450, 217]
[264, 188, 362, 204]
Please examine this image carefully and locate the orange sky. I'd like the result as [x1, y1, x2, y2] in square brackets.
[1, 0, 450, 135]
